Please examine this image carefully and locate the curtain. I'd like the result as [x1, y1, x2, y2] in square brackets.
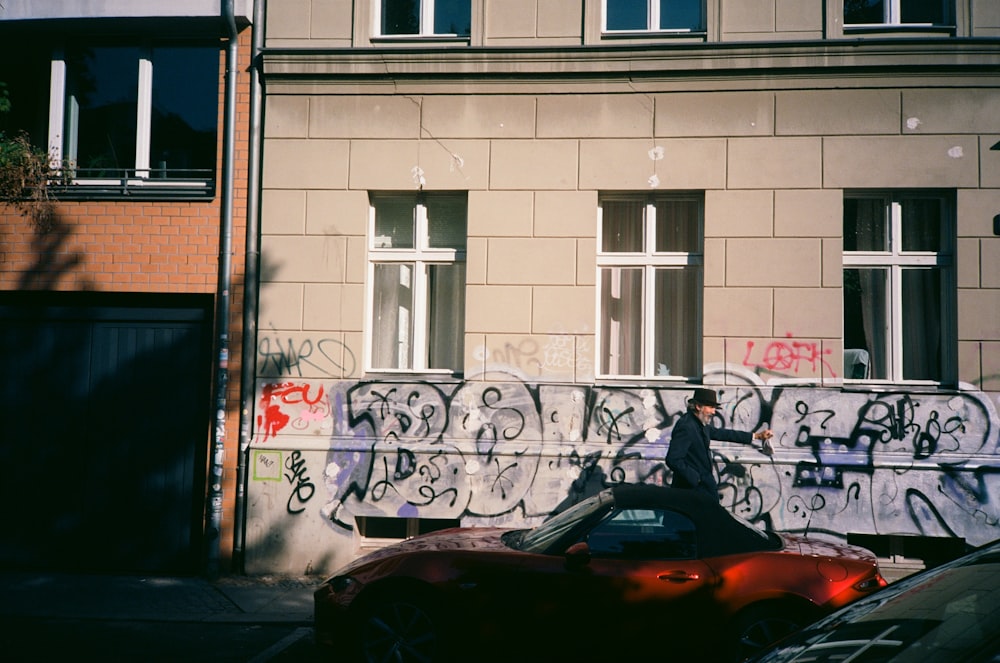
[427, 263, 465, 370]
[372, 263, 413, 369]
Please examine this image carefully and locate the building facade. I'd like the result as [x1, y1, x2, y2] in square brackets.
[248, 0, 1000, 577]
[0, 0, 254, 574]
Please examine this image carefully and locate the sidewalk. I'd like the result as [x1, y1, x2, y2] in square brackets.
[0, 571, 323, 624]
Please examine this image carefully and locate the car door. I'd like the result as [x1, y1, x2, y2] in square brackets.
[492, 507, 719, 660]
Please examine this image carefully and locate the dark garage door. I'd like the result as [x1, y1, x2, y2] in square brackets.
[0, 292, 213, 574]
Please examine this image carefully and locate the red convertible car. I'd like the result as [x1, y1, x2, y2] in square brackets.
[315, 483, 886, 662]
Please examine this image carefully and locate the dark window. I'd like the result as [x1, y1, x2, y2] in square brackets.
[587, 508, 698, 559]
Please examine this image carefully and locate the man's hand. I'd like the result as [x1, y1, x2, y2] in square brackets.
[753, 429, 775, 456]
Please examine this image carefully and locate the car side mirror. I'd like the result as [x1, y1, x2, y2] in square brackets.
[565, 541, 591, 567]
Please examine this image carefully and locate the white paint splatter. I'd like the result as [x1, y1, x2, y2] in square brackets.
[411, 165, 426, 186]
[465, 460, 481, 474]
[648, 146, 665, 161]
[947, 146, 964, 158]
[906, 117, 922, 130]
[648, 174, 660, 188]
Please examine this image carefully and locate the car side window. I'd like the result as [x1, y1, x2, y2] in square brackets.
[586, 508, 698, 560]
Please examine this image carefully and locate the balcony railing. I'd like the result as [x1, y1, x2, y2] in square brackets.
[48, 167, 216, 200]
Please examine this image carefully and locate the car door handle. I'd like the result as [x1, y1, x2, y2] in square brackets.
[657, 570, 700, 583]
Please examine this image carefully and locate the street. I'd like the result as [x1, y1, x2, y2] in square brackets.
[2, 618, 325, 662]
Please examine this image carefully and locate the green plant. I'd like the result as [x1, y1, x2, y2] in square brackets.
[0, 82, 54, 230]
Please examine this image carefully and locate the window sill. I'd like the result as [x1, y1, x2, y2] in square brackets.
[840, 380, 959, 393]
[843, 24, 955, 36]
[601, 30, 707, 42]
[371, 35, 470, 45]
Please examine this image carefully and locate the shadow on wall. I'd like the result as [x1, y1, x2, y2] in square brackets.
[0, 209, 238, 574]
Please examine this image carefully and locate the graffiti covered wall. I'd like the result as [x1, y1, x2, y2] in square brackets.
[245, 366, 1000, 575]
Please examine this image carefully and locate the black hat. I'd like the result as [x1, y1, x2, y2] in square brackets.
[690, 388, 721, 407]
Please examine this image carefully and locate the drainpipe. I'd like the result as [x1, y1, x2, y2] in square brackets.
[207, 0, 239, 579]
[234, 0, 265, 574]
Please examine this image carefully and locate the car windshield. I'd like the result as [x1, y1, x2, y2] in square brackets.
[753, 556, 1000, 661]
[517, 490, 613, 553]
[727, 508, 773, 543]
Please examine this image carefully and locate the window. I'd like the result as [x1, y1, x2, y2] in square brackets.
[49, 43, 219, 194]
[368, 193, 467, 373]
[586, 508, 698, 559]
[842, 193, 954, 383]
[378, 0, 471, 37]
[844, 0, 953, 26]
[604, 0, 705, 32]
[597, 195, 703, 379]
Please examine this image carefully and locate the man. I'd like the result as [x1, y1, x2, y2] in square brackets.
[666, 388, 773, 499]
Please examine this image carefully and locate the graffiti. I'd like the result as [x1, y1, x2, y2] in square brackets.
[743, 335, 836, 378]
[256, 381, 328, 442]
[250, 370, 1000, 575]
[258, 334, 357, 378]
[284, 450, 315, 514]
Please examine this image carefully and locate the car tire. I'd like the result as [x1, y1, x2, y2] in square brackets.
[356, 591, 444, 663]
[728, 603, 807, 662]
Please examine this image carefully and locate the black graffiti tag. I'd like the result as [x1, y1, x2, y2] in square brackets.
[284, 450, 315, 514]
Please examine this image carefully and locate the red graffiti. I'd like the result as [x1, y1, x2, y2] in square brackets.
[256, 382, 326, 442]
[743, 335, 837, 378]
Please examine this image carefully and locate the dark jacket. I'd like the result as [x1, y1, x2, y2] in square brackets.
[666, 411, 752, 498]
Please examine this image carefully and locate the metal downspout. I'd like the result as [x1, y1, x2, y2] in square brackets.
[234, 0, 265, 574]
[207, 0, 239, 579]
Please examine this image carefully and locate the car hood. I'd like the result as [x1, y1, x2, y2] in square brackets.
[332, 527, 514, 577]
[777, 533, 878, 564]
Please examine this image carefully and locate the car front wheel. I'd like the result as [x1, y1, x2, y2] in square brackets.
[357, 593, 443, 663]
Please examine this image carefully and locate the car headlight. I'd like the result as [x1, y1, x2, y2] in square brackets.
[329, 575, 357, 593]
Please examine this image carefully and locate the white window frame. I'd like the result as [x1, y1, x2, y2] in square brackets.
[374, 0, 469, 38]
[842, 193, 955, 385]
[844, 0, 953, 27]
[595, 194, 703, 381]
[365, 194, 466, 374]
[602, 0, 706, 34]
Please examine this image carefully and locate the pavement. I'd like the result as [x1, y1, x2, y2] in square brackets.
[0, 571, 323, 624]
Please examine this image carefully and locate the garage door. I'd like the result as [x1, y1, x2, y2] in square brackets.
[0, 292, 213, 574]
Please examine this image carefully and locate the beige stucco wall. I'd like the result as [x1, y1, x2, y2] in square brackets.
[249, 3, 1000, 576]
[259, 82, 1000, 390]
[263, 0, 987, 48]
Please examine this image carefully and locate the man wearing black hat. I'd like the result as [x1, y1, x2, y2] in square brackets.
[666, 388, 773, 499]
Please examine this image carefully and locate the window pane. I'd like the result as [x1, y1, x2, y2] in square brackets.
[843, 268, 888, 380]
[901, 198, 942, 252]
[150, 47, 218, 179]
[65, 47, 140, 176]
[902, 268, 942, 381]
[602, 200, 645, 252]
[655, 199, 700, 252]
[426, 195, 467, 249]
[653, 268, 699, 377]
[0, 38, 50, 147]
[600, 268, 643, 375]
[660, 0, 703, 30]
[901, 0, 946, 24]
[383, 0, 419, 34]
[372, 263, 414, 369]
[434, 0, 471, 36]
[844, 198, 888, 252]
[607, 0, 649, 30]
[373, 197, 415, 248]
[427, 263, 465, 370]
[844, 0, 885, 24]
